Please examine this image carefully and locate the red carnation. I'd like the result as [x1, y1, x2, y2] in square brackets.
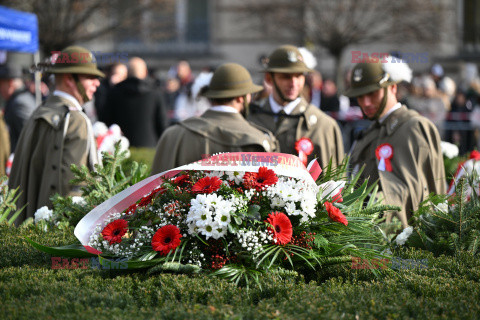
[192, 176, 222, 193]
[101, 219, 128, 244]
[243, 167, 278, 190]
[266, 211, 293, 245]
[324, 201, 348, 226]
[152, 224, 182, 256]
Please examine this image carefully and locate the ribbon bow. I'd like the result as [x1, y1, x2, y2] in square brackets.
[295, 137, 314, 166]
[375, 143, 393, 172]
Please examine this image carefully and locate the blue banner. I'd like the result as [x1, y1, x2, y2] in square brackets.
[0, 5, 38, 53]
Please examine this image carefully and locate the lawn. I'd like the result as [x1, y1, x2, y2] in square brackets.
[1, 224, 479, 320]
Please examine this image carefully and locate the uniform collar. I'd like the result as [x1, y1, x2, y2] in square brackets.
[53, 90, 82, 111]
[384, 105, 409, 136]
[209, 105, 239, 113]
[379, 102, 402, 123]
[269, 95, 301, 115]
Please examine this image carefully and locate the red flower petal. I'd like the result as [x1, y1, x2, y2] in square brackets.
[324, 201, 348, 226]
[101, 219, 128, 244]
[243, 167, 278, 190]
[152, 224, 182, 256]
[173, 174, 190, 185]
[266, 211, 293, 245]
[192, 176, 222, 193]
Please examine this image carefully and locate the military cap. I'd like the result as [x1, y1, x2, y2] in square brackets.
[263, 45, 312, 73]
[49, 45, 105, 77]
[203, 63, 263, 99]
[344, 62, 398, 98]
[0, 65, 22, 79]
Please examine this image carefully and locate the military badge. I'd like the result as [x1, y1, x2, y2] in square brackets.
[287, 50, 298, 63]
[353, 68, 362, 82]
[376, 143, 393, 172]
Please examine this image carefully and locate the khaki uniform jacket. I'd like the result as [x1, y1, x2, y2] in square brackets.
[151, 109, 279, 174]
[8, 95, 96, 224]
[0, 114, 10, 176]
[349, 105, 446, 227]
[248, 97, 344, 169]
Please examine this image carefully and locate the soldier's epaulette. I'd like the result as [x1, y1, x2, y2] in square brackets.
[34, 102, 70, 130]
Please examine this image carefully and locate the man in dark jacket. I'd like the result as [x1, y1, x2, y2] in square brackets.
[0, 65, 37, 151]
[104, 57, 168, 147]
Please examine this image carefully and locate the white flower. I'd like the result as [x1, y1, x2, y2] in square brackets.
[71, 196, 87, 206]
[395, 226, 413, 246]
[435, 201, 449, 214]
[34, 206, 53, 223]
[186, 193, 234, 239]
[440, 141, 459, 159]
[225, 171, 245, 184]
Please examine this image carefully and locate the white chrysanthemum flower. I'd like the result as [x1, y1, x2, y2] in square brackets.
[225, 170, 245, 184]
[264, 176, 318, 222]
[34, 206, 53, 223]
[395, 226, 414, 245]
[440, 141, 459, 159]
[186, 193, 235, 239]
[435, 201, 449, 214]
[71, 196, 87, 206]
[205, 171, 224, 178]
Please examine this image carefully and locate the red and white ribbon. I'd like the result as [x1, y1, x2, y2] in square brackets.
[74, 152, 321, 253]
[375, 143, 393, 172]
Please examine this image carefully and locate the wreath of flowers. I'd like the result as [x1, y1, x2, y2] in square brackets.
[86, 166, 349, 271]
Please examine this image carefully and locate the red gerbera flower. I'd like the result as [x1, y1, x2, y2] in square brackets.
[266, 211, 293, 245]
[191, 176, 222, 193]
[173, 174, 190, 186]
[324, 201, 348, 226]
[101, 219, 128, 244]
[152, 224, 182, 256]
[243, 167, 278, 190]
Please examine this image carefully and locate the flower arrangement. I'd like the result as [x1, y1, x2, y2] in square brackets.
[64, 152, 391, 283]
[26, 152, 395, 285]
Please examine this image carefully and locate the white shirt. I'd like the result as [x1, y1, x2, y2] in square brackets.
[269, 95, 301, 115]
[209, 105, 239, 113]
[53, 90, 82, 111]
[379, 102, 402, 123]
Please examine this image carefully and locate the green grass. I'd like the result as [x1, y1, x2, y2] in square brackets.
[1, 224, 479, 319]
[125, 147, 156, 174]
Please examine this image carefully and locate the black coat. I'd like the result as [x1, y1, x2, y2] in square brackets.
[104, 77, 168, 147]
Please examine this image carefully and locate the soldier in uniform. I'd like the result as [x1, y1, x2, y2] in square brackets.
[248, 45, 344, 169]
[345, 61, 446, 228]
[0, 114, 9, 177]
[151, 63, 279, 174]
[8, 46, 104, 224]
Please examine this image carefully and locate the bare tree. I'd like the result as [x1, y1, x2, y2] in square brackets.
[305, 0, 446, 87]
[231, 0, 447, 87]
[0, 0, 173, 56]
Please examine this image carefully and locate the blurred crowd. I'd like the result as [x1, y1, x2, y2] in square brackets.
[2, 56, 480, 156]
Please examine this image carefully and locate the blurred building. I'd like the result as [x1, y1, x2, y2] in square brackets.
[82, 0, 476, 80]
